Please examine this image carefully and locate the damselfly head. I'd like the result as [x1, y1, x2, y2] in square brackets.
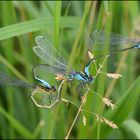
[70, 71, 77, 75]
[68, 71, 76, 79]
[88, 75, 94, 84]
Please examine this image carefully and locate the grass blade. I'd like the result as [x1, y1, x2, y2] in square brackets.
[101, 75, 140, 138]
[121, 119, 140, 139]
[0, 106, 33, 139]
[0, 17, 80, 41]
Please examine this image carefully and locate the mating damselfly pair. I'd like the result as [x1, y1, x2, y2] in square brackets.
[0, 30, 139, 109]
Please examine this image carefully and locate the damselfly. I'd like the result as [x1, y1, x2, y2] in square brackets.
[0, 72, 64, 109]
[87, 29, 140, 63]
[89, 29, 140, 52]
[33, 36, 94, 88]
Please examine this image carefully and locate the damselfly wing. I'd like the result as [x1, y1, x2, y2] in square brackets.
[89, 30, 140, 51]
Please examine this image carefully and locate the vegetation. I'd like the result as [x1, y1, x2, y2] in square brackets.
[0, 1, 140, 139]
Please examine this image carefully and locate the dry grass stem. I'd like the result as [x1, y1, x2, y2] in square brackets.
[83, 115, 87, 126]
[88, 51, 94, 59]
[102, 98, 117, 110]
[95, 114, 118, 129]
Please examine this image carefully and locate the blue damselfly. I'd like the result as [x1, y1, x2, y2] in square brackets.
[88, 29, 140, 63]
[89, 29, 140, 52]
[0, 72, 64, 109]
[33, 36, 94, 89]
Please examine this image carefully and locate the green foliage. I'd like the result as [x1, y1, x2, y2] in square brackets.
[0, 1, 140, 139]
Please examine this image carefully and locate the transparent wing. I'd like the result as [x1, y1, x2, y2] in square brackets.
[33, 46, 67, 73]
[89, 30, 139, 46]
[32, 64, 68, 88]
[0, 72, 34, 88]
[33, 64, 67, 76]
[33, 36, 68, 70]
[31, 87, 59, 109]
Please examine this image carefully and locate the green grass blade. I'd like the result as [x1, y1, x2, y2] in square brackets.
[101, 75, 140, 138]
[0, 55, 28, 82]
[53, 1, 62, 48]
[0, 106, 33, 139]
[0, 17, 80, 41]
[20, 1, 40, 18]
[68, 1, 91, 69]
[121, 120, 140, 139]
[1, 1, 17, 138]
[32, 120, 45, 138]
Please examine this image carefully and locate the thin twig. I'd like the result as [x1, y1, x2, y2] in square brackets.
[65, 103, 83, 140]
[65, 92, 88, 139]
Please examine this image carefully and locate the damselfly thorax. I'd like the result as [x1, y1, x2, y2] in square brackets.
[36, 85, 56, 93]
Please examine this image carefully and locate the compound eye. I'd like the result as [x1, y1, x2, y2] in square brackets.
[89, 75, 94, 82]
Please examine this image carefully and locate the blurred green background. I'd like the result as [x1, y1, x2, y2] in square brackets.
[0, 1, 140, 139]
